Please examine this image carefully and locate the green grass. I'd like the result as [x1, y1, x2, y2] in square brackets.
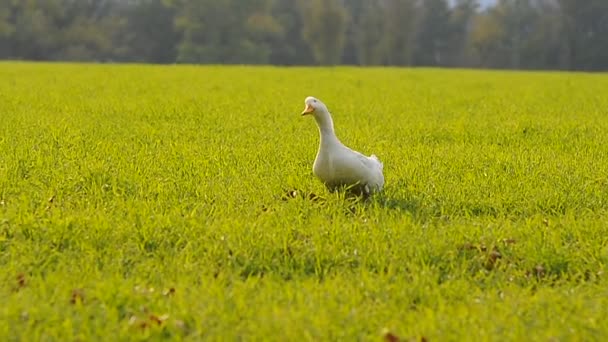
[1, 62, 608, 341]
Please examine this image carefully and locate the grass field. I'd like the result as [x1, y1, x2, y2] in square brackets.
[1, 62, 607, 341]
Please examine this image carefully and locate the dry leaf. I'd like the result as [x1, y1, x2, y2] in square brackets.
[149, 314, 169, 326]
[70, 289, 85, 304]
[502, 238, 517, 245]
[128, 316, 138, 326]
[163, 287, 176, 296]
[383, 329, 400, 342]
[16, 273, 26, 289]
[174, 319, 186, 330]
[128, 316, 150, 330]
[459, 243, 477, 251]
[534, 265, 546, 277]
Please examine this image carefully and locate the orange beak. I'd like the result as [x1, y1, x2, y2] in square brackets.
[301, 103, 315, 116]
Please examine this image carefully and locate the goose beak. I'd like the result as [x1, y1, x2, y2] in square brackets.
[301, 103, 315, 116]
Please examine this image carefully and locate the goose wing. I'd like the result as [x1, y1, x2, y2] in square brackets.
[329, 146, 385, 191]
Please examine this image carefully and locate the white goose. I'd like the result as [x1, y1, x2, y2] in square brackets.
[301, 96, 384, 196]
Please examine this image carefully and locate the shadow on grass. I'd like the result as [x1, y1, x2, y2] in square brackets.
[280, 180, 427, 217]
[374, 193, 422, 213]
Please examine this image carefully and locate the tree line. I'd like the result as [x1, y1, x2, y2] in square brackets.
[1, 0, 607, 71]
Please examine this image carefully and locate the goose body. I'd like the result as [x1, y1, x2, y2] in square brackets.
[301, 96, 384, 196]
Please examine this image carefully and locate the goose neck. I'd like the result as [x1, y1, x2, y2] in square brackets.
[315, 110, 336, 137]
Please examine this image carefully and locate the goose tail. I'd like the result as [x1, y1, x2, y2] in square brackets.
[370, 154, 383, 170]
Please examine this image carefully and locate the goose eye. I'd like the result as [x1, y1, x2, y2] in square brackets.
[313, 99, 317, 103]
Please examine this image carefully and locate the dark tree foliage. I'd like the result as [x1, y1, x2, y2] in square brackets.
[0, 0, 607, 70]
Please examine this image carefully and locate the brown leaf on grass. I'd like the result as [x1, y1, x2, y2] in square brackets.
[45, 195, 57, 210]
[383, 332, 400, 342]
[281, 189, 323, 203]
[129, 316, 151, 330]
[459, 242, 489, 252]
[128, 316, 138, 326]
[485, 247, 502, 267]
[458, 243, 478, 251]
[489, 249, 502, 261]
[459, 242, 507, 271]
[70, 289, 85, 304]
[534, 265, 546, 278]
[149, 314, 169, 326]
[382, 329, 401, 342]
[16, 273, 26, 289]
[127, 314, 170, 329]
[385, 333, 427, 342]
[174, 319, 186, 330]
[458, 243, 488, 252]
[502, 238, 517, 245]
[163, 287, 176, 296]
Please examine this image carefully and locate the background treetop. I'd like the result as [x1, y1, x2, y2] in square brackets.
[1, 0, 607, 71]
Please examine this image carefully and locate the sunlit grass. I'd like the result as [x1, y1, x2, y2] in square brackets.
[1, 62, 607, 340]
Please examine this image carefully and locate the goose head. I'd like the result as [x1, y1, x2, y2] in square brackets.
[301, 96, 335, 134]
[301, 96, 329, 117]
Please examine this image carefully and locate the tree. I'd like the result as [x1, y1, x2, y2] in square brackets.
[382, 0, 418, 66]
[269, 0, 314, 65]
[446, 0, 479, 67]
[300, 0, 348, 65]
[0, 0, 128, 61]
[0, 0, 16, 58]
[519, 0, 563, 70]
[0, 0, 607, 70]
[122, 0, 180, 63]
[57, 0, 127, 61]
[5, 0, 62, 60]
[556, 0, 608, 70]
[470, 0, 536, 69]
[174, 0, 279, 64]
[413, 0, 452, 66]
[342, 0, 386, 65]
